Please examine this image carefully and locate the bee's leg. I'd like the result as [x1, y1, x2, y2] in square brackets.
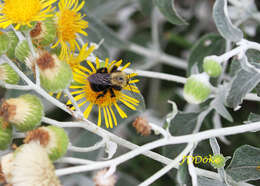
[109, 88, 116, 98]
[97, 67, 108, 73]
[96, 89, 107, 99]
[111, 65, 119, 72]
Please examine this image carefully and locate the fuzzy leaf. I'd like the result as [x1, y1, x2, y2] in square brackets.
[226, 68, 260, 108]
[213, 0, 243, 42]
[197, 176, 227, 186]
[163, 112, 199, 161]
[210, 85, 233, 122]
[154, 0, 187, 25]
[187, 34, 225, 75]
[177, 161, 192, 186]
[86, 14, 129, 50]
[226, 145, 260, 182]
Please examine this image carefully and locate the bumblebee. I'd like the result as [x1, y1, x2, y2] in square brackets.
[88, 65, 129, 99]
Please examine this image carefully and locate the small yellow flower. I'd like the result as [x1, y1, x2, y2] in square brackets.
[68, 58, 141, 128]
[53, 0, 88, 59]
[66, 42, 96, 71]
[0, 0, 57, 29]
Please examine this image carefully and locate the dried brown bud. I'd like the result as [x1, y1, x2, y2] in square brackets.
[36, 51, 55, 70]
[0, 101, 16, 122]
[30, 22, 42, 38]
[93, 169, 117, 186]
[24, 128, 50, 147]
[132, 117, 151, 136]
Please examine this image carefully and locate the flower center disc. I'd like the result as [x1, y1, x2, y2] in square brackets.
[84, 81, 121, 107]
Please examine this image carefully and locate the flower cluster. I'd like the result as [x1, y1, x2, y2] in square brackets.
[0, 0, 141, 128]
[0, 0, 142, 185]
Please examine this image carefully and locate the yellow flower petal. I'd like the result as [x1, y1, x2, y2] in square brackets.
[84, 103, 93, 119]
[103, 107, 109, 128]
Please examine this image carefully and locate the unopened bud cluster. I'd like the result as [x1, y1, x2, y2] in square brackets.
[0, 93, 69, 185]
[183, 55, 223, 104]
[0, 17, 72, 93]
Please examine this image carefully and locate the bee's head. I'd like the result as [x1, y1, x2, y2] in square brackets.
[111, 71, 129, 87]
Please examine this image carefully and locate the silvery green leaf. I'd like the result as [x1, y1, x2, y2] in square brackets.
[139, 0, 153, 16]
[153, 0, 187, 25]
[177, 160, 192, 186]
[85, 14, 129, 50]
[226, 68, 260, 108]
[226, 145, 260, 182]
[188, 34, 225, 76]
[197, 176, 227, 186]
[211, 85, 233, 122]
[239, 55, 260, 73]
[92, 0, 129, 19]
[163, 112, 199, 161]
[213, 0, 243, 42]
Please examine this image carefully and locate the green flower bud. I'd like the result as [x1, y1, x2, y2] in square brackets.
[6, 31, 19, 59]
[0, 117, 12, 150]
[24, 126, 69, 161]
[35, 51, 72, 92]
[183, 73, 211, 104]
[0, 32, 10, 55]
[203, 56, 222, 77]
[0, 94, 44, 132]
[210, 154, 226, 169]
[0, 63, 20, 84]
[15, 40, 31, 62]
[30, 18, 56, 47]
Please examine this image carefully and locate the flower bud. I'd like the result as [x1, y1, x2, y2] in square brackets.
[24, 126, 69, 161]
[0, 63, 20, 84]
[183, 73, 211, 104]
[15, 40, 31, 62]
[34, 51, 72, 92]
[0, 94, 44, 132]
[6, 31, 19, 59]
[210, 154, 226, 169]
[203, 56, 222, 77]
[1, 142, 61, 186]
[0, 117, 12, 150]
[0, 32, 9, 56]
[30, 18, 56, 47]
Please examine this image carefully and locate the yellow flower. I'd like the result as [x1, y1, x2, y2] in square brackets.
[53, 0, 88, 59]
[66, 42, 96, 71]
[0, 0, 57, 29]
[68, 58, 141, 128]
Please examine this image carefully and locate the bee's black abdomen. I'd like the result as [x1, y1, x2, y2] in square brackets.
[88, 72, 111, 92]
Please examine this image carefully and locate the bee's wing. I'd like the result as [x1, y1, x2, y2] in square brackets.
[88, 73, 111, 85]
